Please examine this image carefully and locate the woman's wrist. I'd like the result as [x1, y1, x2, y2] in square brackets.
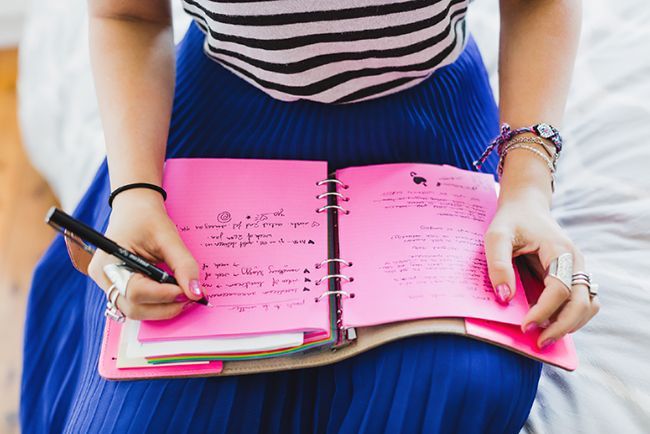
[498, 149, 554, 209]
[110, 186, 167, 211]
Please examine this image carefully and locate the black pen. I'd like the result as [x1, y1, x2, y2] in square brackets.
[45, 206, 209, 306]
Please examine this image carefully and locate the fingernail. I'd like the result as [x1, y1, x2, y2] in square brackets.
[495, 283, 511, 304]
[539, 319, 551, 328]
[523, 322, 538, 334]
[190, 279, 202, 296]
[182, 301, 194, 311]
[540, 338, 556, 349]
[175, 293, 190, 303]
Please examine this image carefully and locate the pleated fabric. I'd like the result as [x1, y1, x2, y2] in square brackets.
[21, 22, 541, 434]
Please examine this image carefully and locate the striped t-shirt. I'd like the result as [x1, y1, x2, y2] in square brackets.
[182, 0, 469, 104]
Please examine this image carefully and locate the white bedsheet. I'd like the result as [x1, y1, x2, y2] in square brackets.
[19, 0, 650, 432]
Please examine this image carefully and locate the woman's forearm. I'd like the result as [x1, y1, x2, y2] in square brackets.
[88, 1, 175, 192]
[497, 0, 582, 205]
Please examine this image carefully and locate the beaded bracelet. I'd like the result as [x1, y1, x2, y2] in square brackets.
[473, 122, 564, 170]
[108, 182, 167, 208]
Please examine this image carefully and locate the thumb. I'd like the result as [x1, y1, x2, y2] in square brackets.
[484, 227, 516, 304]
[156, 231, 203, 300]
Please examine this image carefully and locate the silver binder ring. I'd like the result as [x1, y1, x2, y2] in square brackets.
[315, 290, 354, 302]
[316, 179, 349, 189]
[315, 274, 353, 285]
[316, 205, 349, 214]
[315, 258, 352, 269]
[316, 192, 350, 201]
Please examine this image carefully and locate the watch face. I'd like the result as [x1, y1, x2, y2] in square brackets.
[536, 123, 555, 139]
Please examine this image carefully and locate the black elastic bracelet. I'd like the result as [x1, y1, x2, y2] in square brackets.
[108, 183, 167, 208]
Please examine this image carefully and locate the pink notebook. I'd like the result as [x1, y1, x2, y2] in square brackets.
[103, 158, 577, 377]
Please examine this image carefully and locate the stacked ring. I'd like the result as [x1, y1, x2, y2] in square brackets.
[104, 283, 126, 323]
[572, 272, 599, 300]
[102, 262, 136, 322]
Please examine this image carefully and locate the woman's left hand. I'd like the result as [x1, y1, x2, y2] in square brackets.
[483, 193, 600, 349]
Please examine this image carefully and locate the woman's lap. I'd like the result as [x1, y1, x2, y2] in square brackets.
[58, 332, 540, 434]
[21, 22, 541, 434]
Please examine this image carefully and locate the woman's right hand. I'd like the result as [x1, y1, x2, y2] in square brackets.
[88, 188, 205, 320]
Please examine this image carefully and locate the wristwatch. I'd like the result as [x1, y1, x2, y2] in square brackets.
[532, 123, 563, 153]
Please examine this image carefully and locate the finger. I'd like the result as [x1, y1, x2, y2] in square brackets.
[571, 296, 601, 332]
[115, 295, 187, 321]
[484, 226, 516, 304]
[537, 285, 590, 348]
[569, 258, 601, 333]
[88, 251, 120, 292]
[125, 273, 184, 304]
[521, 240, 574, 332]
[154, 230, 203, 300]
[89, 252, 185, 304]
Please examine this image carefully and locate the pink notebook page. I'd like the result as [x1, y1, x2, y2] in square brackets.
[336, 163, 529, 328]
[139, 159, 331, 341]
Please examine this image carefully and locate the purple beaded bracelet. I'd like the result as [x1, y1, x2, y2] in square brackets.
[473, 123, 564, 170]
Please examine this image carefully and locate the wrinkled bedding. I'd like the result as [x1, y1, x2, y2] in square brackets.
[19, 0, 650, 432]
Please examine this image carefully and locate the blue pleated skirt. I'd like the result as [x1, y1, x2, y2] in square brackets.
[21, 22, 541, 434]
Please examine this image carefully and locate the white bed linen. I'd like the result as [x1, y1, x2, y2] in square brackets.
[19, 0, 650, 432]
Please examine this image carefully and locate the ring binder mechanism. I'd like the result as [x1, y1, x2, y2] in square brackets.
[316, 192, 350, 201]
[315, 176, 356, 346]
[315, 274, 353, 285]
[315, 258, 352, 269]
[315, 290, 354, 303]
[316, 178, 349, 189]
[316, 204, 349, 214]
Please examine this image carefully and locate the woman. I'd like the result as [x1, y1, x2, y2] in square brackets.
[21, 0, 598, 432]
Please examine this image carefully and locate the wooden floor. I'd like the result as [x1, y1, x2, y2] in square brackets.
[0, 48, 59, 434]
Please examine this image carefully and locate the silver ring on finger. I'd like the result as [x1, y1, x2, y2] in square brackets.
[546, 252, 574, 293]
[109, 285, 121, 306]
[104, 283, 126, 323]
[571, 272, 599, 300]
[103, 262, 135, 298]
[105, 305, 125, 323]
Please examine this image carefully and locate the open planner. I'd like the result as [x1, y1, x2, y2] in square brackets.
[98, 159, 578, 380]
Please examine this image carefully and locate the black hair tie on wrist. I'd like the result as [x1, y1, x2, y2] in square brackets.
[108, 182, 167, 208]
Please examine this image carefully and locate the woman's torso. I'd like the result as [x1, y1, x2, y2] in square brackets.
[182, 0, 470, 104]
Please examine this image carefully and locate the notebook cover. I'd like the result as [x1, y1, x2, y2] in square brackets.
[464, 318, 577, 370]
